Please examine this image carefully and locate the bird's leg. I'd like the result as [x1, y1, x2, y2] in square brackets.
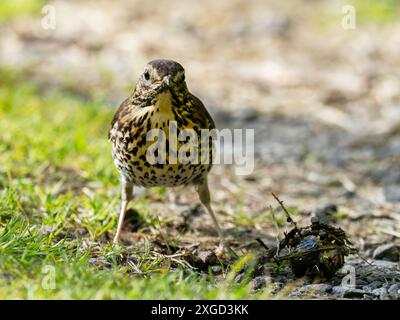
[197, 178, 225, 254]
[114, 183, 133, 244]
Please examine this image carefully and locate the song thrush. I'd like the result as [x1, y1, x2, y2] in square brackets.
[109, 59, 224, 250]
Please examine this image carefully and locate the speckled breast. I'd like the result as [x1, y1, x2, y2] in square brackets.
[111, 97, 213, 187]
[112, 127, 212, 187]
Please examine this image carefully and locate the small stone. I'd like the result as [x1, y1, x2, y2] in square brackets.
[251, 276, 267, 290]
[331, 286, 345, 297]
[310, 216, 319, 224]
[372, 244, 400, 262]
[332, 286, 371, 299]
[372, 287, 386, 296]
[368, 281, 385, 290]
[388, 284, 400, 300]
[343, 191, 356, 199]
[382, 172, 400, 184]
[381, 292, 390, 300]
[372, 288, 389, 300]
[235, 273, 244, 284]
[289, 283, 332, 298]
[356, 278, 368, 286]
[211, 265, 222, 274]
[384, 185, 400, 202]
[343, 289, 372, 299]
[300, 284, 332, 296]
[312, 204, 338, 224]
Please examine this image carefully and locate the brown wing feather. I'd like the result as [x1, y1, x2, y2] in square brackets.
[189, 93, 216, 130]
[108, 97, 132, 140]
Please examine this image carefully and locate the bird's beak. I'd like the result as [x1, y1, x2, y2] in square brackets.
[153, 75, 171, 95]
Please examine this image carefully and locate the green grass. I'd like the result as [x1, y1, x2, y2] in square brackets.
[0, 0, 46, 22]
[315, 0, 400, 30]
[0, 67, 270, 299]
[351, 0, 400, 24]
[0, 213, 261, 299]
[233, 207, 288, 229]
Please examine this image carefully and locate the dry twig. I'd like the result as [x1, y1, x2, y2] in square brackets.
[271, 192, 298, 229]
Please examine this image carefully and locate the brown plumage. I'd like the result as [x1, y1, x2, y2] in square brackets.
[109, 59, 224, 250]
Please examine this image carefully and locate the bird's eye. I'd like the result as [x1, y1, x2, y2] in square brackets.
[144, 70, 150, 81]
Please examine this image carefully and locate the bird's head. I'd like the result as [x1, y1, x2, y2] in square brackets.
[136, 59, 187, 98]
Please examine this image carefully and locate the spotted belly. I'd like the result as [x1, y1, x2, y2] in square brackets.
[111, 120, 212, 187]
[112, 146, 210, 187]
